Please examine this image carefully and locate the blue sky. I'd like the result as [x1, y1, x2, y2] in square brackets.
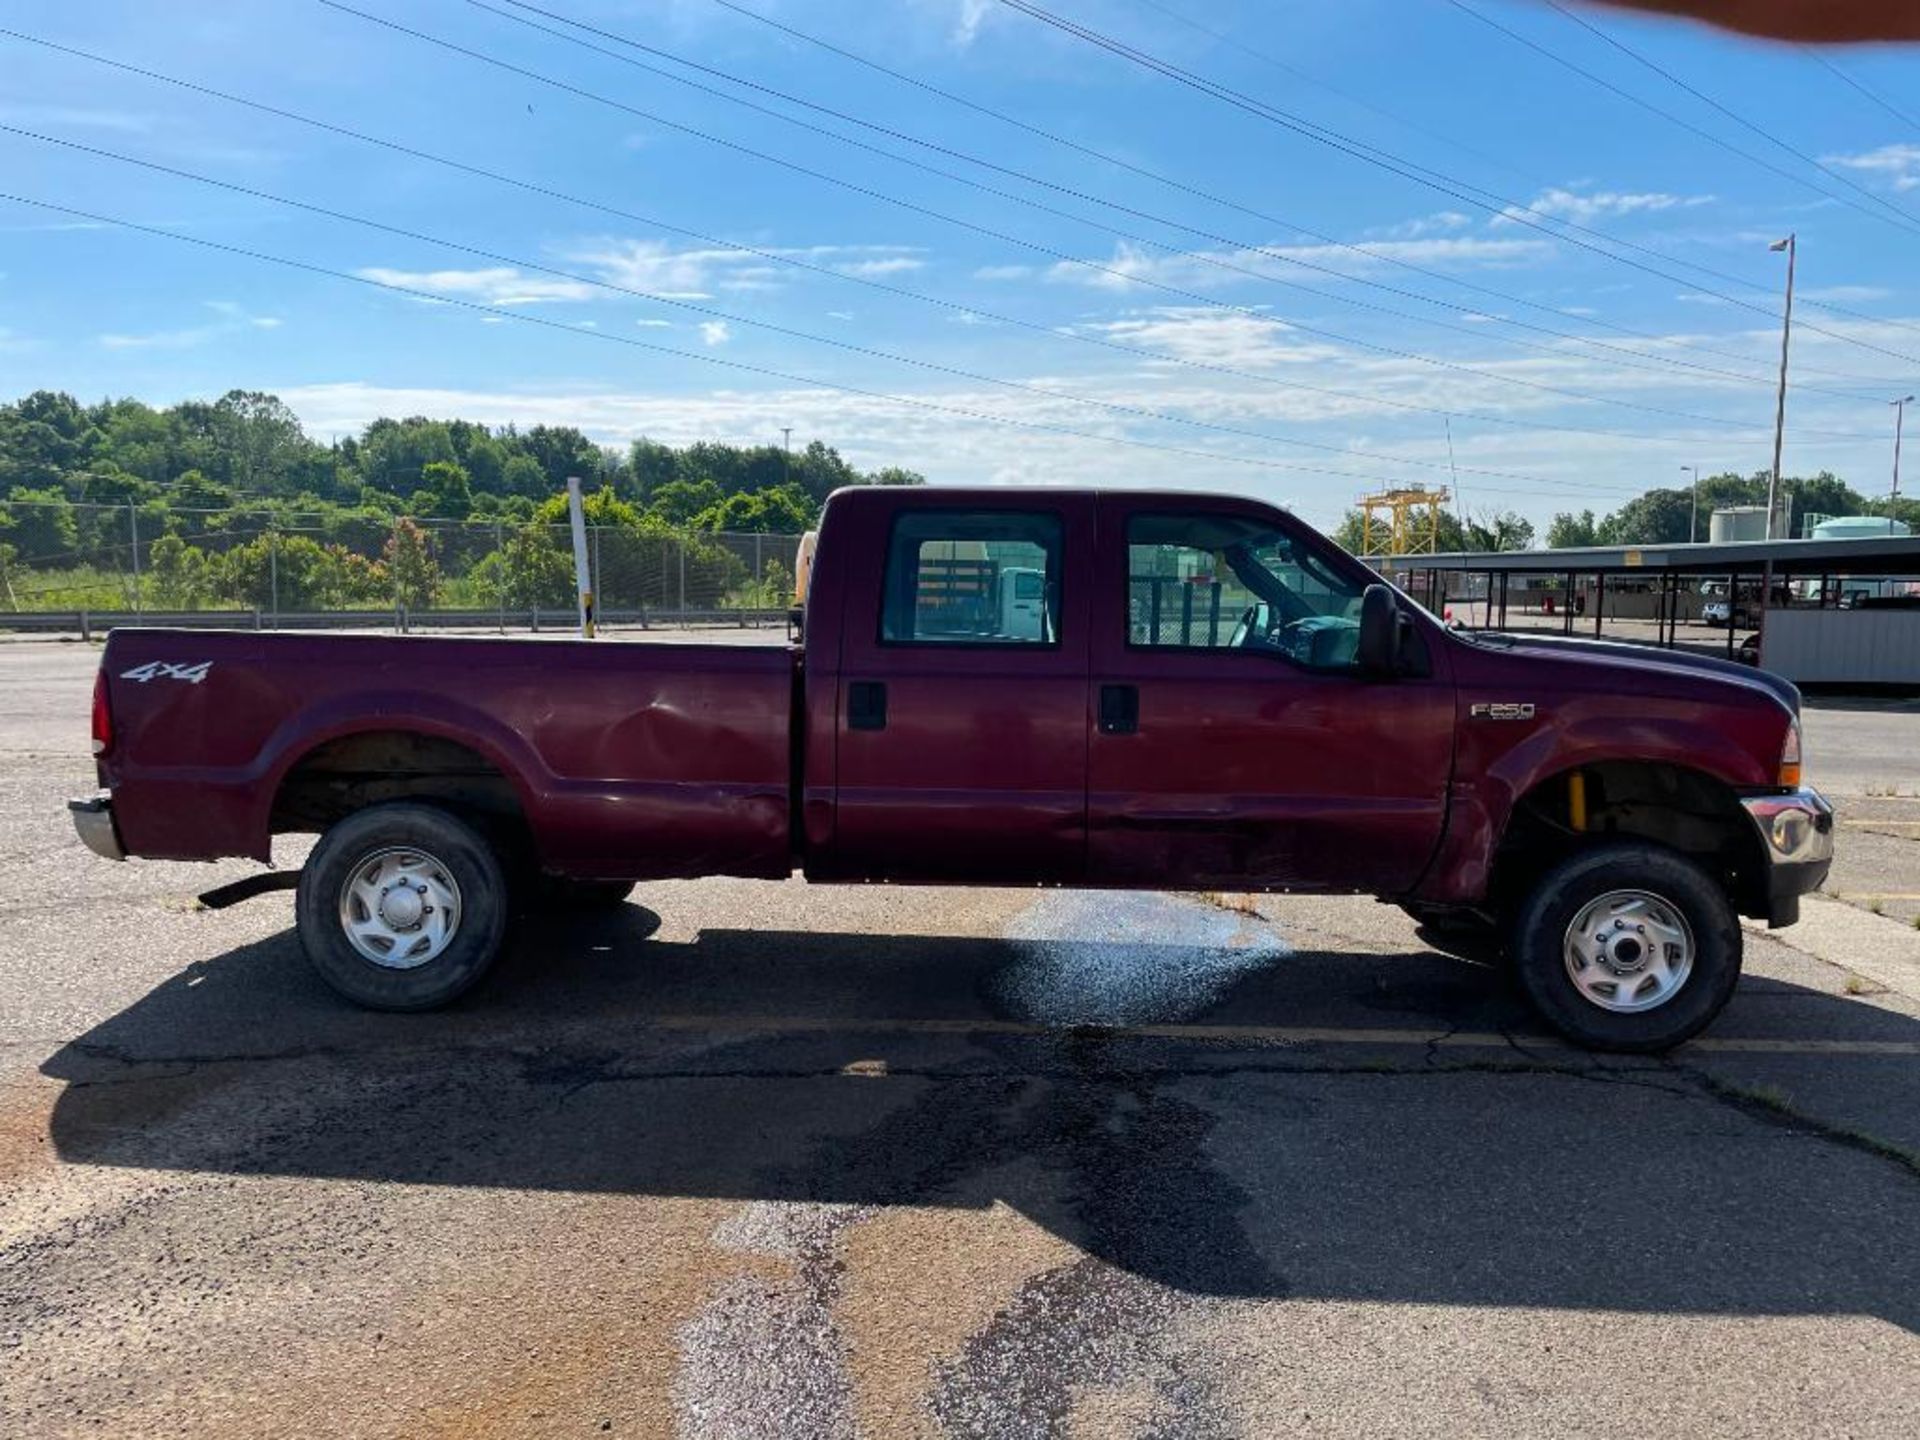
[3, 0, 1919, 530]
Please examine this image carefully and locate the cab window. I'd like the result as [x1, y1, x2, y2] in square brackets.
[1127, 513, 1366, 669]
[881, 510, 1063, 645]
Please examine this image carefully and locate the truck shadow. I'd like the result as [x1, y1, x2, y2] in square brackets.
[39, 905, 1920, 1330]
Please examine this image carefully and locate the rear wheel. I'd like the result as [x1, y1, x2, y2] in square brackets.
[296, 802, 509, 1011]
[1510, 841, 1740, 1053]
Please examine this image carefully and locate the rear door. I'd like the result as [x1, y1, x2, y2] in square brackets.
[825, 495, 1093, 884]
[1087, 497, 1454, 894]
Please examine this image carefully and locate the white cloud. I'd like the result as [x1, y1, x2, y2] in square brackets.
[975, 264, 1035, 281]
[0, 104, 154, 133]
[1045, 235, 1551, 292]
[836, 257, 926, 277]
[1365, 211, 1472, 240]
[952, 0, 993, 47]
[99, 300, 282, 350]
[1078, 308, 1336, 371]
[635, 318, 672, 328]
[1800, 284, 1893, 303]
[354, 265, 599, 305]
[699, 320, 731, 346]
[1496, 187, 1716, 226]
[826, 310, 855, 321]
[1822, 143, 1920, 192]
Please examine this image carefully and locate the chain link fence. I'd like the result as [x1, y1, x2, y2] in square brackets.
[0, 502, 800, 633]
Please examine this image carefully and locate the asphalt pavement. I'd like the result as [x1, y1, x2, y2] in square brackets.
[3, 639, 1918, 1438]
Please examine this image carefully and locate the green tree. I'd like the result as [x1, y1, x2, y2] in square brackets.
[419, 460, 474, 519]
[469, 522, 575, 608]
[647, 478, 724, 528]
[147, 533, 214, 609]
[1546, 510, 1602, 549]
[384, 517, 442, 610]
[1460, 509, 1535, 552]
[501, 452, 552, 501]
[2, 488, 77, 562]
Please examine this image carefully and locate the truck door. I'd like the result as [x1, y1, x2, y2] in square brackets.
[1087, 498, 1454, 894]
[825, 495, 1093, 884]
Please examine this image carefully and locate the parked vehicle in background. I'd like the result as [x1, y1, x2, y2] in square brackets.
[1702, 599, 1732, 626]
[72, 486, 1831, 1052]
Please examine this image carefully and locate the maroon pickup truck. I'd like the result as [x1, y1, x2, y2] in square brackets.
[71, 486, 1832, 1051]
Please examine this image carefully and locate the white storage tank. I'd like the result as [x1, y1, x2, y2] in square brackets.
[1709, 506, 1770, 543]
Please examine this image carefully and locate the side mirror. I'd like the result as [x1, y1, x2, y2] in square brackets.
[1357, 583, 1399, 676]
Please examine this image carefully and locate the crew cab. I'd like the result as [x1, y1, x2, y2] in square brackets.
[71, 487, 1833, 1051]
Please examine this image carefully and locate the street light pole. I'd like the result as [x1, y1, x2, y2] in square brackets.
[1894, 395, 1915, 518]
[781, 426, 792, 489]
[1681, 464, 1700, 543]
[1766, 233, 1796, 540]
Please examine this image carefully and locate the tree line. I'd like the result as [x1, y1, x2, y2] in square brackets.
[0, 388, 921, 610]
[1332, 468, 1901, 557]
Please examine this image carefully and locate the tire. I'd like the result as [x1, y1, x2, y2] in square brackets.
[1510, 841, 1741, 1053]
[296, 802, 510, 1011]
[527, 876, 636, 910]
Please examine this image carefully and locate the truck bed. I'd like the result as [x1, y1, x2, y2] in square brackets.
[96, 629, 797, 880]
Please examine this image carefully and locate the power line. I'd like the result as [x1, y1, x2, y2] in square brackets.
[987, 0, 1920, 366]
[1447, 0, 1920, 240]
[321, 1, 1886, 440]
[0, 28, 1798, 458]
[702, 0, 1903, 391]
[0, 189, 1656, 502]
[0, 129, 1657, 499]
[1541, 0, 1920, 232]
[1803, 48, 1920, 132]
[492, 0, 1892, 404]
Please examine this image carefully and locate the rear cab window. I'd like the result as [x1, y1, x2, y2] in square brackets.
[881, 510, 1064, 646]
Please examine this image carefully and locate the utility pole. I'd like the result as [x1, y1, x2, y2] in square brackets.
[781, 427, 793, 489]
[1893, 395, 1915, 520]
[1766, 233, 1796, 540]
[1681, 464, 1700, 543]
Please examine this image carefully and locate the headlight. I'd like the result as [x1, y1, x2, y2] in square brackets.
[1778, 717, 1802, 789]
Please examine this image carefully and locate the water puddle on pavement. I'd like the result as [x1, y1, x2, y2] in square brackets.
[993, 891, 1289, 1027]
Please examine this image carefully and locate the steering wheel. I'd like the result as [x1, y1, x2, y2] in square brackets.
[1228, 605, 1259, 649]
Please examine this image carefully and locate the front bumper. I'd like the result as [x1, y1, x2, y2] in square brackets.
[68, 795, 126, 862]
[1738, 787, 1833, 928]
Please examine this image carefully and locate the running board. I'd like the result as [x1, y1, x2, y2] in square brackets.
[198, 870, 302, 910]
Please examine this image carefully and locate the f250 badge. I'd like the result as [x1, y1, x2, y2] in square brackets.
[120, 661, 212, 685]
[1470, 701, 1535, 721]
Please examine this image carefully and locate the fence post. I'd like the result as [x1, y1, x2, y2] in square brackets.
[127, 500, 142, 616]
[268, 527, 279, 630]
[677, 537, 686, 616]
[495, 521, 506, 634]
[79, 609, 90, 644]
[592, 524, 603, 627]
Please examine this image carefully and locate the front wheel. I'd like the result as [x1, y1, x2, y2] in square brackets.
[1510, 842, 1741, 1053]
[296, 802, 510, 1011]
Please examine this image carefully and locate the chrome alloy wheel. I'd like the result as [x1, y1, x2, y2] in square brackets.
[1563, 889, 1695, 1013]
[337, 847, 462, 970]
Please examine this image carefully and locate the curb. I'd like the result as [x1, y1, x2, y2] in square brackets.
[1746, 895, 1920, 1001]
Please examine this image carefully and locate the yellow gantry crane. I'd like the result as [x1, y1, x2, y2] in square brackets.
[1356, 486, 1450, 556]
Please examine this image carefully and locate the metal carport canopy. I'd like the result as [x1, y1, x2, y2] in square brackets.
[1393, 535, 1920, 577]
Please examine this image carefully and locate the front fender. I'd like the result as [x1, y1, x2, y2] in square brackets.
[1413, 701, 1778, 905]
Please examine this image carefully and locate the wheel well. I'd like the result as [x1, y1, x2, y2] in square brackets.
[271, 731, 529, 851]
[1490, 762, 1767, 921]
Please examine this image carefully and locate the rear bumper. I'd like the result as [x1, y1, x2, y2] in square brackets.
[1738, 788, 1834, 928]
[68, 795, 126, 862]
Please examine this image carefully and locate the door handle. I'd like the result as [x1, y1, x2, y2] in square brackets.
[847, 680, 888, 731]
[1098, 684, 1139, 735]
